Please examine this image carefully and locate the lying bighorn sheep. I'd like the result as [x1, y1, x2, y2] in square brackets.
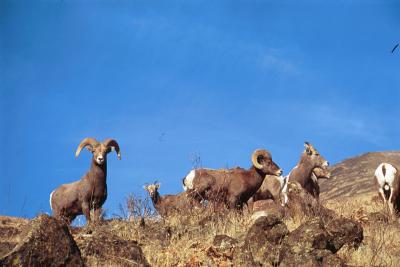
[182, 149, 282, 209]
[247, 166, 330, 212]
[374, 163, 400, 215]
[50, 138, 121, 224]
[144, 182, 200, 216]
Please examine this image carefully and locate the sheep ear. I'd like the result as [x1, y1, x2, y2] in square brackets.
[304, 142, 312, 155]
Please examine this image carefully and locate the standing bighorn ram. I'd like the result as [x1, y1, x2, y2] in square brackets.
[374, 163, 400, 215]
[50, 137, 121, 224]
[182, 149, 282, 209]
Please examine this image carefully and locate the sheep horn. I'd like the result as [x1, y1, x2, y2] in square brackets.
[75, 138, 99, 157]
[251, 149, 271, 169]
[103, 139, 121, 160]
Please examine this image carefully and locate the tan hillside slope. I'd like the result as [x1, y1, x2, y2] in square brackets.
[320, 151, 400, 201]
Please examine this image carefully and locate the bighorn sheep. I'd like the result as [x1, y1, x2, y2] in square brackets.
[374, 163, 400, 215]
[50, 138, 121, 224]
[143, 182, 200, 216]
[182, 149, 282, 209]
[247, 166, 330, 212]
[283, 142, 329, 203]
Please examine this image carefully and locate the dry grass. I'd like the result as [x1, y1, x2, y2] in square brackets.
[80, 192, 400, 267]
[323, 195, 400, 267]
[97, 196, 254, 266]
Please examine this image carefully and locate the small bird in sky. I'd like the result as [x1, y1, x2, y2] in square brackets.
[158, 132, 166, 142]
[391, 43, 399, 53]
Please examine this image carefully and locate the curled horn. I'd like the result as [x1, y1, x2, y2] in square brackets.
[251, 149, 272, 169]
[103, 139, 121, 160]
[75, 138, 99, 157]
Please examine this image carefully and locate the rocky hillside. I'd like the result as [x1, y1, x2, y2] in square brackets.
[2, 151, 400, 266]
[0, 184, 365, 267]
[320, 151, 400, 201]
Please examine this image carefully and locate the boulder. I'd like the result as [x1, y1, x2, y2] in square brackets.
[232, 244, 257, 267]
[0, 216, 29, 257]
[207, 235, 238, 265]
[0, 214, 84, 267]
[286, 182, 337, 220]
[325, 217, 363, 252]
[75, 228, 150, 267]
[243, 214, 289, 266]
[211, 235, 237, 254]
[251, 199, 284, 220]
[280, 217, 362, 266]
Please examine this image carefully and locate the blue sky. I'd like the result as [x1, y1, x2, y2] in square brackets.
[1, 0, 400, 219]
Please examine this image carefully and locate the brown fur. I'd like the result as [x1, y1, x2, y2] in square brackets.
[288, 142, 329, 200]
[144, 184, 200, 217]
[50, 138, 120, 224]
[183, 150, 282, 209]
[247, 166, 330, 212]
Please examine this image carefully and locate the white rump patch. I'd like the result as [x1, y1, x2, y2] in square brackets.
[251, 210, 269, 222]
[49, 190, 55, 211]
[375, 163, 397, 193]
[183, 170, 195, 191]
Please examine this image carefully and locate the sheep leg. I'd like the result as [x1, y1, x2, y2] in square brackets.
[378, 188, 386, 205]
[227, 196, 239, 209]
[82, 201, 91, 222]
[93, 208, 102, 222]
[247, 197, 254, 213]
[388, 190, 394, 215]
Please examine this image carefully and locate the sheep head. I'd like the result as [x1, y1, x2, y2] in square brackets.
[143, 183, 161, 197]
[75, 137, 121, 165]
[303, 142, 329, 169]
[251, 149, 282, 176]
[313, 166, 331, 179]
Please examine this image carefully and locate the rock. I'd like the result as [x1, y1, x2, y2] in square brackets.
[0, 216, 29, 257]
[322, 254, 345, 267]
[212, 235, 237, 254]
[280, 255, 321, 267]
[75, 228, 150, 267]
[325, 217, 363, 252]
[280, 219, 330, 258]
[232, 245, 257, 267]
[251, 199, 284, 220]
[207, 235, 237, 265]
[0, 214, 84, 266]
[280, 217, 362, 266]
[286, 182, 337, 220]
[244, 214, 289, 266]
[280, 249, 344, 267]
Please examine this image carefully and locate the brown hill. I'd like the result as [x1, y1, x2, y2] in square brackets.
[320, 151, 400, 201]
